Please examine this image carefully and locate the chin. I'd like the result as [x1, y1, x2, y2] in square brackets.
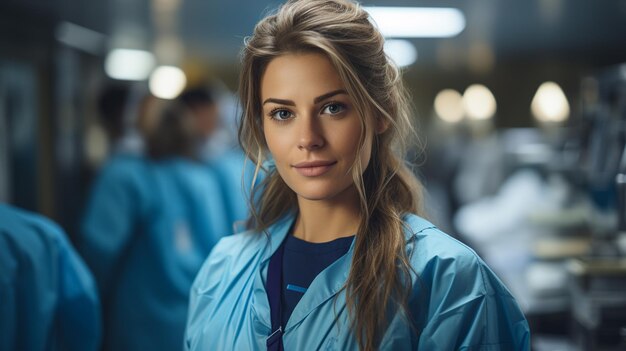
[284, 177, 356, 203]
[293, 184, 355, 202]
[291, 186, 333, 201]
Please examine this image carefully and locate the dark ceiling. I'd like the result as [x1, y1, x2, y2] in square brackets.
[4, 0, 626, 69]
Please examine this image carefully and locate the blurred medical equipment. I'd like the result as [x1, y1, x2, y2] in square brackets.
[565, 64, 626, 351]
[455, 63, 626, 350]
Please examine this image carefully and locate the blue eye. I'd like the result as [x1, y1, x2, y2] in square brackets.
[322, 103, 345, 115]
[270, 109, 293, 121]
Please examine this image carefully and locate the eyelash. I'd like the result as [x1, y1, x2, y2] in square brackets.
[267, 101, 347, 123]
[267, 108, 293, 123]
[321, 101, 347, 115]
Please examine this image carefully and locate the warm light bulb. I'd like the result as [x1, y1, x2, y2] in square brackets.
[434, 89, 464, 123]
[462, 84, 497, 120]
[531, 81, 570, 122]
[149, 66, 187, 99]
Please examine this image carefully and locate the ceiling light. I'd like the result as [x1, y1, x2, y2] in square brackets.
[149, 66, 187, 99]
[384, 39, 418, 67]
[55, 22, 106, 55]
[463, 84, 497, 120]
[434, 89, 464, 123]
[105, 49, 155, 81]
[531, 82, 570, 122]
[364, 7, 465, 38]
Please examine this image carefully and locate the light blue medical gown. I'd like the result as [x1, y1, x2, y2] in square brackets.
[185, 214, 530, 350]
[208, 149, 257, 232]
[80, 155, 230, 351]
[0, 203, 101, 351]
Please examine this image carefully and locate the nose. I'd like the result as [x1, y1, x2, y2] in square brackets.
[297, 114, 325, 151]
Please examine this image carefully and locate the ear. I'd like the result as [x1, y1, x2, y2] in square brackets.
[376, 116, 390, 134]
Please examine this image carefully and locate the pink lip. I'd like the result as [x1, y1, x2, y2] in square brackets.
[292, 160, 337, 177]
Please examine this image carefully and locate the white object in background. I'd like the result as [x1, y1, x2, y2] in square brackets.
[531, 81, 570, 122]
[526, 262, 568, 297]
[149, 66, 187, 99]
[454, 169, 546, 243]
[383, 39, 418, 67]
[105, 49, 156, 81]
[364, 7, 465, 38]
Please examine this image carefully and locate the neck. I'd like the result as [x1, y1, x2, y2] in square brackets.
[293, 186, 361, 243]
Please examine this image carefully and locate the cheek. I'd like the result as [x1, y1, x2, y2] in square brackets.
[263, 127, 275, 151]
[263, 126, 287, 161]
[333, 122, 368, 162]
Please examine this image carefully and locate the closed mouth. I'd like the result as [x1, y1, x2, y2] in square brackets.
[292, 160, 337, 176]
[292, 160, 337, 168]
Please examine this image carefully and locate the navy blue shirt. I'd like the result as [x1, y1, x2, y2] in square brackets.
[280, 234, 354, 326]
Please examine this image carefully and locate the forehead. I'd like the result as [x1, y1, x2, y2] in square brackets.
[260, 52, 346, 101]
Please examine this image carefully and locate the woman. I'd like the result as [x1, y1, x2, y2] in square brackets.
[185, 0, 530, 350]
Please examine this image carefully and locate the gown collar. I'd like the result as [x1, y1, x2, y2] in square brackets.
[251, 213, 435, 332]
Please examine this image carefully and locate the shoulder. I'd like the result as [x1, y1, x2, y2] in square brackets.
[403, 213, 497, 294]
[191, 229, 266, 294]
[402, 214, 530, 349]
[205, 229, 265, 264]
[0, 204, 66, 244]
[93, 154, 146, 188]
[0, 204, 70, 277]
[207, 150, 249, 177]
[102, 153, 145, 172]
[173, 159, 221, 183]
[186, 227, 267, 347]
[402, 213, 518, 313]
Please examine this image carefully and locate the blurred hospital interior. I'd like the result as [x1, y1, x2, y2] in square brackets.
[1, 0, 626, 350]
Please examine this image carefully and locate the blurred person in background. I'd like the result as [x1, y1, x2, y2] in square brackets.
[178, 86, 220, 158]
[81, 82, 147, 215]
[79, 99, 230, 351]
[95, 82, 145, 157]
[97, 83, 129, 153]
[0, 203, 101, 351]
[178, 85, 257, 232]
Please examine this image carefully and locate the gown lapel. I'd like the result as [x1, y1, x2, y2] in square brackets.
[250, 216, 296, 331]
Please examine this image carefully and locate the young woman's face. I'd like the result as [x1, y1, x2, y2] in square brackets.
[261, 52, 373, 203]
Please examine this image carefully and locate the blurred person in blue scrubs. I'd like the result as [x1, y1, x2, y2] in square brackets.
[82, 83, 146, 212]
[184, 1, 530, 350]
[0, 203, 101, 351]
[178, 86, 257, 232]
[80, 99, 230, 351]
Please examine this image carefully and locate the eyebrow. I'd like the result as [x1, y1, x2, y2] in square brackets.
[262, 89, 348, 106]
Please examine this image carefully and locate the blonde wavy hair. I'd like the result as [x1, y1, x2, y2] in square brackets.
[238, 0, 424, 349]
